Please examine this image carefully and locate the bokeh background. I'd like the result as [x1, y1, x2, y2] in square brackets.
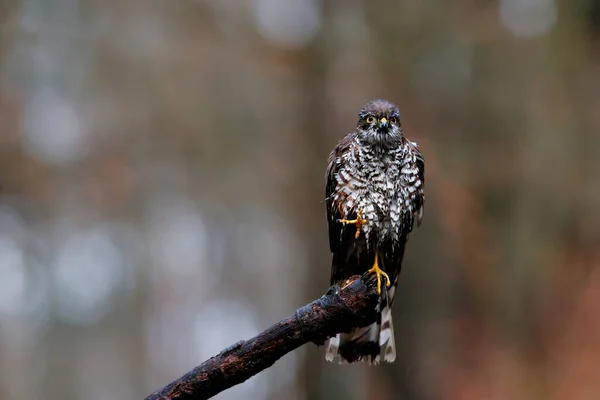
[1, 0, 600, 399]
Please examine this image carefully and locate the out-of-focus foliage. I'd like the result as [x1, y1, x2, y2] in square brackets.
[1, 0, 600, 399]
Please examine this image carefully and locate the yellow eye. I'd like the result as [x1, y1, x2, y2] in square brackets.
[390, 117, 398, 124]
[366, 116, 375, 124]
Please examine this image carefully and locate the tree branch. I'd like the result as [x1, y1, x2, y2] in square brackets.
[145, 274, 379, 400]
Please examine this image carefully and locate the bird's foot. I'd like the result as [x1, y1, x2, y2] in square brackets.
[367, 254, 391, 294]
[339, 209, 367, 239]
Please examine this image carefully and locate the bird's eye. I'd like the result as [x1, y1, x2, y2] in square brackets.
[390, 117, 398, 124]
[366, 116, 375, 124]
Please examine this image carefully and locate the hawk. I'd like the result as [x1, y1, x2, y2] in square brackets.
[325, 99, 425, 364]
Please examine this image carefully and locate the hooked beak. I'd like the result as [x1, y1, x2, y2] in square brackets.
[379, 118, 388, 128]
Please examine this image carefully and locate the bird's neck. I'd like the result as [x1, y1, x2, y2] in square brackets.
[358, 137, 403, 155]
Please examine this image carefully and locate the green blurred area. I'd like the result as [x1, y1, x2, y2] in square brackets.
[1, 1, 600, 399]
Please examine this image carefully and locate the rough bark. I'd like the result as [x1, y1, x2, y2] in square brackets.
[145, 274, 379, 400]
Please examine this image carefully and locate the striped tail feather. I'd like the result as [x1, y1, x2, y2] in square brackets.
[378, 302, 396, 362]
[325, 284, 397, 364]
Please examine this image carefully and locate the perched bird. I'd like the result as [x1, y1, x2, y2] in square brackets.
[325, 99, 425, 364]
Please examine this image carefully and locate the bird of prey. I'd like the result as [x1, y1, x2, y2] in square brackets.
[325, 99, 425, 364]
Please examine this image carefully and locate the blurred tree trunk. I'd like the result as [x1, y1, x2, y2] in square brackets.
[294, 37, 331, 400]
[264, 5, 334, 400]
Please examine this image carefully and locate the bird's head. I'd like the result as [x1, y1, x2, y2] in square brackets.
[356, 99, 402, 148]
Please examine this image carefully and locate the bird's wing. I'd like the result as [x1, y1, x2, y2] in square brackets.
[408, 140, 425, 227]
[326, 134, 354, 285]
[325, 134, 353, 251]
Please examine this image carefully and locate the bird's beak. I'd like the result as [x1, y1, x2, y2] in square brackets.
[379, 118, 388, 128]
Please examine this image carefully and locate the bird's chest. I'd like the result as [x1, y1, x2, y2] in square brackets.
[359, 159, 397, 209]
[336, 152, 406, 240]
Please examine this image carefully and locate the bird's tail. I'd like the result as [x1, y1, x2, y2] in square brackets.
[325, 298, 396, 364]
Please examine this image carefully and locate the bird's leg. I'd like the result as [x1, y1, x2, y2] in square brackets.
[339, 209, 367, 239]
[367, 251, 391, 294]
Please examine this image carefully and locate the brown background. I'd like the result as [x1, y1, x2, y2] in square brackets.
[1, 1, 600, 399]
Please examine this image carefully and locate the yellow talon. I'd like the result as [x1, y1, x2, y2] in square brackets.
[367, 251, 391, 294]
[339, 209, 367, 239]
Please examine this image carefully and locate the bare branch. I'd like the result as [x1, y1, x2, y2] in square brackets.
[145, 274, 379, 400]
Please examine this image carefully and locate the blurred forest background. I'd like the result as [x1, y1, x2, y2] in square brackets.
[1, 0, 600, 399]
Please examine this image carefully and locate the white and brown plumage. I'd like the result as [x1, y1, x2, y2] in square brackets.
[325, 99, 425, 364]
